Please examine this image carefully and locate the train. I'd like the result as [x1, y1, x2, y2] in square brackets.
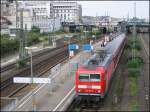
[75, 33, 126, 100]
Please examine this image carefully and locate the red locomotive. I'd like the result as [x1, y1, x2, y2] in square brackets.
[75, 34, 126, 99]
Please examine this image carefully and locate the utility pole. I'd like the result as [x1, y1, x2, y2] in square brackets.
[19, 8, 26, 60]
[25, 24, 28, 56]
[16, 0, 19, 30]
[16, 0, 26, 62]
[132, 2, 136, 60]
[50, 1, 56, 47]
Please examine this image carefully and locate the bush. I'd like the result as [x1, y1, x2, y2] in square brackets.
[125, 48, 141, 59]
[31, 26, 40, 33]
[127, 58, 142, 68]
[27, 32, 40, 45]
[1, 35, 19, 56]
[16, 59, 27, 69]
[128, 68, 140, 78]
[129, 77, 138, 96]
[126, 38, 141, 51]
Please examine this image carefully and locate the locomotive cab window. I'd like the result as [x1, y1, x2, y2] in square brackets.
[79, 74, 100, 82]
[79, 74, 89, 81]
[90, 74, 100, 82]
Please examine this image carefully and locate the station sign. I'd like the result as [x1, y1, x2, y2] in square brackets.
[82, 44, 93, 51]
[68, 44, 79, 51]
[13, 77, 51, 84]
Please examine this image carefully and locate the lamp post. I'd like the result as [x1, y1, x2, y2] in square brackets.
[83, 30, 89, 44]
[66, 35, 73, 79]
[25, 47, 38, 111]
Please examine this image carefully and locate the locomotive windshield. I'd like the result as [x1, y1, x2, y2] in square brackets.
[90, 74, 100, 81]
[79, 74, 100, 82]
[79, 74, 89, 81]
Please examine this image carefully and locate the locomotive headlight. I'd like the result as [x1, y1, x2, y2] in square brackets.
[92, 85, 101, 89]
[78, 90, 81, 92]
[78, 85, 87, 88]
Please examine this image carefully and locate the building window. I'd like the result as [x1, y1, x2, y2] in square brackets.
[61, 14, 63, 18]
[57, 14, 59, 17]
[64, 14, 66, 19]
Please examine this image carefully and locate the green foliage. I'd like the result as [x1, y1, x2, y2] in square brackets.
[31, 26, 40, 33]
[39, 36, 48, 42]
[129, 77, 138, 96]
[52, 28, 67, 34]
[128, 68, 140, 78]
[124, 49, 141, 63]
[16, 59, 27, 69]
[27, 32, 40, 46]
[127, 58, 142, 68]
[1, 35, 19, 56]
[88, 31, 101, 38]
[125, 37, 141, 51]
[1, 28, 48, 56]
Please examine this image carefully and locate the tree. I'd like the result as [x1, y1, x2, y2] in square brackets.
[31, 26, 40, 33]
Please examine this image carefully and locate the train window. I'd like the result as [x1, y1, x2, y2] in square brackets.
[90, 74, 100, 82]
[79, 74, 89, 81]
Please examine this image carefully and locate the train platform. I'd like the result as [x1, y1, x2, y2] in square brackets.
[13, 40, 101, 111]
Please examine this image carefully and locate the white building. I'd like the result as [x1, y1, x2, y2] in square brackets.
[19, 1, 61, 33]
[7, 9, 32, 37]
[0, 1, 32, 36]
[0, 16, 12, 35]
[52, 1, 82, 24]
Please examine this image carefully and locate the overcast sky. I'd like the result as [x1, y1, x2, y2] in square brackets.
[77, 1, 149, 19]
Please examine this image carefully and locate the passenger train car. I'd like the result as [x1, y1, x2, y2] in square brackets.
[75, 34, 126, 99]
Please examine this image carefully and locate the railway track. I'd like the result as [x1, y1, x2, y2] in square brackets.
[0, 63, 16, 73]
[139, 33, 149, 62]
[1, 47, 68, 109]
[138, 33, 149, 110]
[0, 35, 82, 108]
[1, 47, 68, 95]
[68, 98, 104, 111]
[1, 33, 107, 110]
[0, 45, 66, 74]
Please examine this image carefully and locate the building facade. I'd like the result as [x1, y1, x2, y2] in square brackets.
[1, 1, 82, 35]
[0, 16, 12, 35]
[20, 1, 61, 33]
[52, 1, 82, 24]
